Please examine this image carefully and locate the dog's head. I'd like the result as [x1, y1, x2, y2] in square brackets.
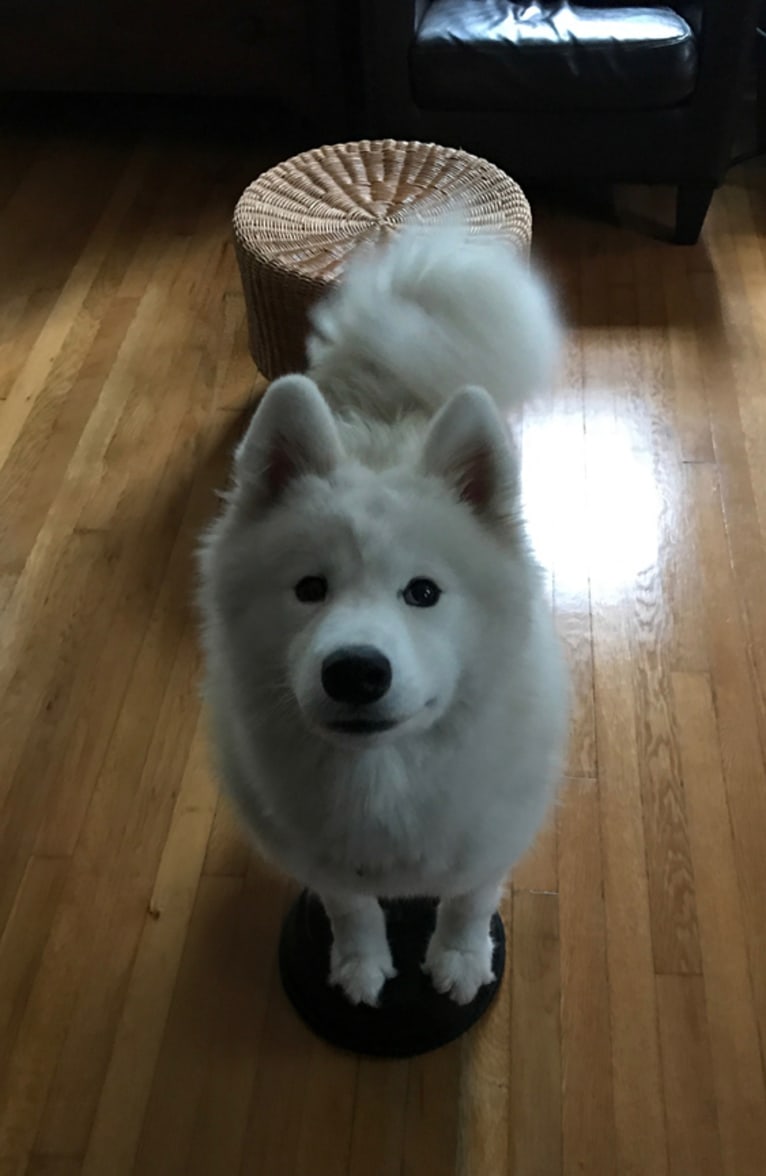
[205, 375, 531, 747]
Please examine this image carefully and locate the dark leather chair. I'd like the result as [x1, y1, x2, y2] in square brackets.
[357, 1, 760, 242]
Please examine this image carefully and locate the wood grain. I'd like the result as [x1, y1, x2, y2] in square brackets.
[558, 777, 617, 1176]
[347, 1058, 410, 1176]
[510, 889, 562, 1176]
[630, 274, 701, 977]
[401, 1042, 462, 1176]
[672, 671, 766, 1176]
[511, 812, 558, 894]
[456, 888, 512, 1176]
[583, 223, 669, 1176]
[656, 974, 724, 1176]
[688, 464, 766, 1055]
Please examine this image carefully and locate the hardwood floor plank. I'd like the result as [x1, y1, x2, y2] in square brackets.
[202, 798, 252, 878]
[0, 290, 58, 404]
[66, 431, 230, 880]
[0, 296, 138, 583]
[236, 954, 313, 1176]
[80, 724, 223, 1176]
[25, 396, 224, 866]
[672, 671, 766, 1176]
[558, 777, 617, 1176]
[0, 866, 116, 1170]
[0, 140, 129, 393]
[555, 269, 596, 779]
[629, 276, 701, 976]
[213, 293, 262, 413]
[32, 880, 148, 1159]
[660, 258, 714, 464]
[292, 1045, 358, 1176]
[0, 146, 211, 582]
[585, 241, 669, 1176]
[36, 719, 217, 1160]
[522, 310, 596, 780]
[699, 200, 766, 749]
[0, 169, 229, 720]
[668, 463, 709, 674]
[592, 603, 667, 1175]
[0, 147, 150, 465]
[0, 859, 68, 1069]
[0, 529, 120, 928]
[401, 1042, 462, 1176]
[130, 875, 243, 1176]
[25, 1158, 81, 1176]
[0, 281, 166, 716]
[347, 1059, 410, 1176]
[181, 863, 289, 1176]
[657, 975, 724, 1176]
[512, 810, 558, 893]
[456, 889, 512, 1176]
[689, 464, 766, 1058]
[510, 890, 562, 1176]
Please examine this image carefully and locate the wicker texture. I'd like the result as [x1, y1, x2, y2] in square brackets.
[233, 139, 532, 379]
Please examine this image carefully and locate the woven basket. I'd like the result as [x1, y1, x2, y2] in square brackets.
[233, 139, 532, 380]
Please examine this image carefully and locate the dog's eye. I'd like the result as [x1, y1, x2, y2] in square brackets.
[402, 578, 441, 608]
[295, 576, 328, 604]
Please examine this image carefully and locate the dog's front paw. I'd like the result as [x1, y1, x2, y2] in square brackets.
[424, 936, 495, 1005]
[330, 946, 397, 1007]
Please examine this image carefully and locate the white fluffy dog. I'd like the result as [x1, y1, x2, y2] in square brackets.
[198, 220, 568, 1007]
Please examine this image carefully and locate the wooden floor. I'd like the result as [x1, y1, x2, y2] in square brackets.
[0, 116, 765, 1176]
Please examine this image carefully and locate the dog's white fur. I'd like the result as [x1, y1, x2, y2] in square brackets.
[198, 222, 569, 1007]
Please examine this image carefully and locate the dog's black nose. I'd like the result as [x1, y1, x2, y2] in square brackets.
[321, 646, 392, 706]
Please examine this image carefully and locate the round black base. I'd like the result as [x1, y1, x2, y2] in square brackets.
[278, 890, 505, 1058]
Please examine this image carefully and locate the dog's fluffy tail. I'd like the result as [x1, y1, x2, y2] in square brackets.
[306, 220, 561, 421]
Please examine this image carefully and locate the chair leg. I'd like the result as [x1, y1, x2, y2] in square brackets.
[675, 182, 716, 245]
[758, 27, 766, 155]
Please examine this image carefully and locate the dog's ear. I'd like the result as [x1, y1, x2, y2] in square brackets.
[234, 375, 341, 507]
[421, 387, 519, 525]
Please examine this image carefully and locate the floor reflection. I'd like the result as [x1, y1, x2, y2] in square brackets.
[521, 402, 662, 604]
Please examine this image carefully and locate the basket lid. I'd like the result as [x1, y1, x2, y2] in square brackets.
[233, 139, 531, 291]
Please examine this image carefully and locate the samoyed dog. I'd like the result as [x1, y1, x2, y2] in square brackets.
[198, 220, 568, 1008]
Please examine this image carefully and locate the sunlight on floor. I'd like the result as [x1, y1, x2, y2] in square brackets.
[521, 403, 663, 604]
